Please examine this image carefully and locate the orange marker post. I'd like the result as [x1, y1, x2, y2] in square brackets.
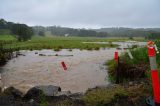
[148, 45, 160, 105]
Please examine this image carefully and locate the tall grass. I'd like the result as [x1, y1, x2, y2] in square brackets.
[121, 47, 149, 65]
[107, 42, 160, 83]
[1, 36, 121, 50]
[0, 35, 19, 65]
[0, 35, 17, 44]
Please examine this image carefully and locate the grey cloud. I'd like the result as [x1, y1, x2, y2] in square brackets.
[0, 0, 160, 28]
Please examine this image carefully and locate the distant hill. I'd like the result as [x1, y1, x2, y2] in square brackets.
[33, 26, 160, 38]
[93, 27, 160, 37]
[94, 27, 160, 33]
[1, 18, 160, 38]
[32, 26, 108, 37]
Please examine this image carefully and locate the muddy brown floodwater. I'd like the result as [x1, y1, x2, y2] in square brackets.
[0, 42, 147, 93]
[0, 48, 119, 93]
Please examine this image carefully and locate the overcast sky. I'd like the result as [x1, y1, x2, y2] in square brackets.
[0, 0, 160, 28]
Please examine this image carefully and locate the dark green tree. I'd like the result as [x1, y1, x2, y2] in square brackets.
[11, 24, 33, 41]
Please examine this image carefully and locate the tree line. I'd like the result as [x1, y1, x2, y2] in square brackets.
[33, 26, 108, 37]
[1, 18, 160, 39]
[0, 19, 33, 41]
[33, 26, 160, 39]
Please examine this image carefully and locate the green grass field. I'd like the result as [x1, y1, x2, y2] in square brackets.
[4, 36, 117, 50]
[0, 35, 146, 50]
[0, 35, 17, 43]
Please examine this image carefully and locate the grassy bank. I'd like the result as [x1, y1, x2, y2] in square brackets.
[82, 85, 128, 106]
[82, 83, 151, 106]
[0, 84, 150, 106]
[106, 39, 160, 102]
[107, 47, 149, 83]
[0, 35, 17, 65]
[104, 45, 159, 106]
[107, 43, 160, 83]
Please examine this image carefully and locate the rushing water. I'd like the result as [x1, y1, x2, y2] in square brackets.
[0, 41, 147, 93]
[0, 49, 118, 93]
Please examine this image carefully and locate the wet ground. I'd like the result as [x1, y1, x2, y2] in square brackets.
[0, 41, 147, 94]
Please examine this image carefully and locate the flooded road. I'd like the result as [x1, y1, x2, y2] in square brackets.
[0, 41, 147, 93]
[0, 48, 118, 93]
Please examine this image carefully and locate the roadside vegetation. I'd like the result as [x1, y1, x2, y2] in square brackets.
[82, 83, 151, 106]
[109, 49, 150, 83]
[0, 35, 18, 65]
[107, 39, 160, 83]
[105, 39, 160, 106]
[82, 85, 128, 106]
[107, 47, 150, 83]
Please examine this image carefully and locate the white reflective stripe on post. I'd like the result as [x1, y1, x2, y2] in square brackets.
[154, 44, 159, 54]
[127, 49, 133, 59]
[149, 56, 157, 71]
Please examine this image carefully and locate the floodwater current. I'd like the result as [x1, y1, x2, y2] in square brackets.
[0, 41, 147, 93]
